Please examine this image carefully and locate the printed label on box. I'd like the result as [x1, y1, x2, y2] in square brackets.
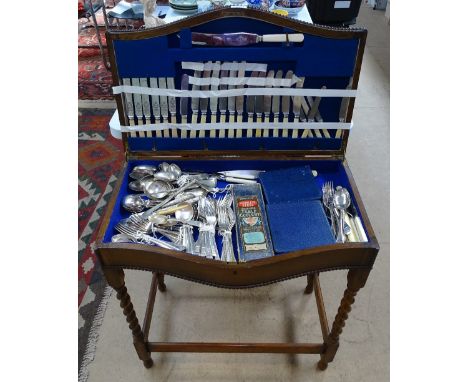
[334, 1, 351, 8]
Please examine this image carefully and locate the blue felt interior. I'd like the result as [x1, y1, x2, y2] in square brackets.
[110, 17, 358, 152]
[266, 200, 335, 253]
[103, 159, 369, 257]
[259, 165, 322, 204]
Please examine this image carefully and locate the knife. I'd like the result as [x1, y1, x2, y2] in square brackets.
[191, 32, 305, 46]
[299, 95, 311, 138]
[132, 78, 144, 138]
[199, 63, 211, 138]
[139, 78, 151, 138]
[336, 83, 352, 139]
[291, 77, 304, 138]
[149, 78, 162, 138]
[190, 70, 201, 138]
[218, 69, 228, 138]
[210, 61, 220, 138]
[227, 66, 238, 138]
[167, 77, 177, 138]
[262, 70, 274, 137]
[180, 74, 189, 139]
[307, 86, 326, 138]
[235, 61, 246, 138]
[271, 70, 283, 138]
[316, 110, 330, 138]
[246, 71, 258, 138]
[158, 77, 170, 138]
[281, 70, 294, 137]
[255, 71, 266, 137]
[122, 78, 136, 137]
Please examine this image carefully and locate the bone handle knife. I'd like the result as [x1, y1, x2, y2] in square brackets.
[149, 78, 162, 138]
[336, 83, 352, 139]
[167, 77, 177, 138]
[281, 70, 294, 138]
[191, 70, 201, 138]
[235, 62, 246, 138]
[218, 69, 228, 138]
[122, 78, 136, 137]
[255, 71, 266, 138]
[291, 77, 304, 138]
[246, 71, 258, 138]
[262, 70, 274, 138]
[180, 74, 189, 139]
[227, 66, 237, 138]
[209, 61, 220, 138]
[271, 70, 283, 138]
[300, 95, 311, 138]
[158, 77, 170, 138]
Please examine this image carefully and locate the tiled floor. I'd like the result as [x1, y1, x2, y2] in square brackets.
[85, 5, 390, 382]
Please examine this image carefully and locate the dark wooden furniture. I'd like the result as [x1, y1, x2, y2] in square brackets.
[94, 7, 379, 373]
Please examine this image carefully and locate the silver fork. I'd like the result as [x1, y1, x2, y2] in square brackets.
[217, 194, 236, 262]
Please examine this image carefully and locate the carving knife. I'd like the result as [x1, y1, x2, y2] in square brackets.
[246, 71, 258, 138]
[227, 65, 237, 138]
[149, 78, 162, 138]
[281, 70, 294, 138]
[122, 78, 136, 137]
[262, 70, 274, 137]
[139, 78, 151, 138]
[199, 63, 212, 138]
[235, 61, 246, 138]
[271, 70, 283, 138]
[210, 61, 220, 138]
[218, 69, 228, 138]
[180, 74, 189, 139]
[158, 77, 170, 138]
[190, 70, 201, 138]
[191, 32, 305, 46]
[132, 78, 144, 138]
[167, 77, 177, 138]
[255, 71, 266, 137]
[291, 77, 304, 138]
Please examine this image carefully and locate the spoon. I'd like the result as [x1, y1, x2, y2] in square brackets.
[333, 187, 351, 243]
[144, 180, 173, 200]
[111, 233, 137, 243]
[153, 171, 178, 182]
[128, 175, 154, 192]
[159, 162, 170, 172]
[175, 203, 195, 222]
[122, 194, 149, 213]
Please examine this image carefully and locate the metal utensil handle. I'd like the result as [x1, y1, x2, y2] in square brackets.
[220, 231, 235, 262]
[336, 210, 346, 243]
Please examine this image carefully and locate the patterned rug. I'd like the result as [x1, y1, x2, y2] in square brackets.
[78, 109, 124, 374]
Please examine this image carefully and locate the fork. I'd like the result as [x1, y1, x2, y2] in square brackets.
[217, 194, 236, 262]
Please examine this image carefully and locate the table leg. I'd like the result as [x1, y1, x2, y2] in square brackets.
[304, 273, 314, 294]
[157, 272, 167, 292]
[317, 269, 370, 370]
[104, 268, 153, 368]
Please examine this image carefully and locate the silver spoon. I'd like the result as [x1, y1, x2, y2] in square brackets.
[144, 180, 173, 200]
[333, 187, 351, 243]
[122, 194, 149, 213]
[128, 175, 154, 192]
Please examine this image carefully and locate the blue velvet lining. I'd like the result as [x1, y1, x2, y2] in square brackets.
[103, 159, 369, 258]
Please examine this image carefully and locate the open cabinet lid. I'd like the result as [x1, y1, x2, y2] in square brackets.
[106, 7, 367, 159]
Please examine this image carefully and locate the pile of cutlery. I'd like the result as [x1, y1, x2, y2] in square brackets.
[120, 61, 348, 139]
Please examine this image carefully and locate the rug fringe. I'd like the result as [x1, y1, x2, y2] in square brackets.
[78, 286, 113, 382]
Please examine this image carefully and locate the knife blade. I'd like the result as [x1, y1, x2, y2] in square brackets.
[271, 70, 283, 138]
[262, 70, 274, 137]
[255, 71, 266, 137]
[291, 77, 304, 138]
[246, 71, 258, 138]
[167, 77, 177, 138]
[139, 78, 151, 138]
[299, 95, 311, 138]
[180, 74, 189, 139]
[132, 78, 144, 138]
[190, 32, 305, 46]
[316, 110, 330, 138]
[235, 61, 246, 138]
[199, 63, 211, 138]
[227, 65, 237, 138]
[158, 77, 169, 138]
[149, 78, 162, 138]
[218, 69, 228, 138]
[122, 78, 136, 137]
[190, 70, 201, 138]
[210, 61, 220, 138]
[307, 86, 326, 138]
[281, 70, 294, 138]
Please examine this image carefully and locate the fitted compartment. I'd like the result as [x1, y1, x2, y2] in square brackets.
[103, 158, 370, 260]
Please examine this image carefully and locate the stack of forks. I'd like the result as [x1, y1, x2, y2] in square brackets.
[217, 192, 236, 262]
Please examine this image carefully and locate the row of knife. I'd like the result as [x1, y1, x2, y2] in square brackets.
[122, 63, 347, 140]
